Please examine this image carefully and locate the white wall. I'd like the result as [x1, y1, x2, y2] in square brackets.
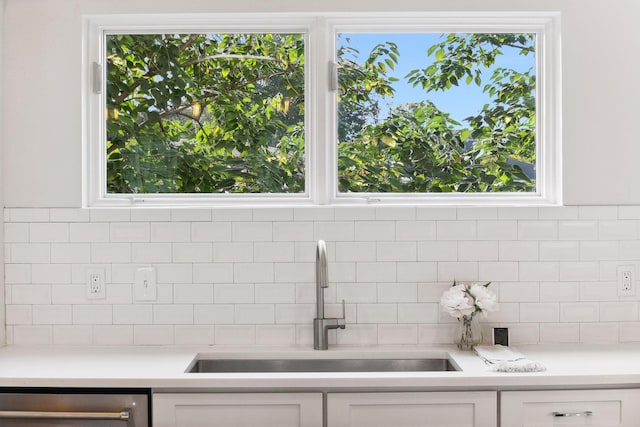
[0, 0, 6, 346]
[1, 0, 640, 206]
[3, 0, 640, 347]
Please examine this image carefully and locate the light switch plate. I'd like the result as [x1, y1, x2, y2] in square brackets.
[134, 267, 157, 301]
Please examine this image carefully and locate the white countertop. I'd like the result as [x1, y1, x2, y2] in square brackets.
[1, 344, 640, 391]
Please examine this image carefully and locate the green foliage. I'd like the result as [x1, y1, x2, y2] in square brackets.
[106, 31, 536, 195]
[106, 33, 305, 194]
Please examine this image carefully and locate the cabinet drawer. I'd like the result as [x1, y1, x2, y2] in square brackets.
[501, 389, 640, 426]
[328, 391, 497, 427]
[153, 392, 322, 427]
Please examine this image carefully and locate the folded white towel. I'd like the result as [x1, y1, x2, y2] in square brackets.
[474, 345, 546, 372]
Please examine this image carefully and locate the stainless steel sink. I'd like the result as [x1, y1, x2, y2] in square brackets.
[186, 358, 458, 373]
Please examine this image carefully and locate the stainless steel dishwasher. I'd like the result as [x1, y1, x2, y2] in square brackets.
[0, 388, 150, 426]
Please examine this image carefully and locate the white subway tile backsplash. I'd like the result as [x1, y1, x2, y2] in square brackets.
[599, 220, 638, 240]
[174, 284, 214, 304]
[130, 208, 171, 222]
[397, 303, 438, 323]
[457, 207, 497, 220]
[437, 221, 476, 240]
[235, 304, 275, 324]
[355, 221, 395, 241]
[378, 324, 418, 344]
[375, 207, 416, 221]
[377, 283, 417, 303]
[91, 209, 130, 222]
[273, 222, 313, 241]
[232, 222, 273, 242]
[580, 323, 619, 344]
[274, 263, 314, 283]
[558, 221, 598, 240]
[397, 262, 437, 282]
[518, 221, 558, 240]
[171, 208, 211, 222]
[540, 282, 580, 302]
[31, 264, 71, 284]
[499, 241, 538, 261]
[110, 223, 149, 242]
[173, 243, 212, 263]
[478, 262, 519, 282]
[256, 325, 296, 346]
[93, 325, 134, 345]
[539, 241, 578, 261]
[334, 207, 376, 221]
[579, 206, 618, 220]
[193, 263, 233, 284]
[356, 262, 396, 282]
[70, 223, 109, 242]
[539, 323, 580, 343]
[560, 302, 599, 322]
[214, 284, 254, 304]
[254, 242, 295, 262]
[131, 243, 171, 263]
[33, 305, 72, 324]
[459, 241, 498, 261]
[92, 243, 131, 263]
[477, 221, 518, 240]
[51, 243, 91, 264]
[520, 303, 559, 322]
[113, 305, 153, 324]
[377, 242, 417, 261]
[214, 325, 255, 345]
[53, 326, 93, 345]
[134, 325, 174, 345]
[416, 207, 456, 220]
[5, 206, 640, 347]
[151, 222, 190, 242]
[4, 223, 29, 242]
[12, 326, 52, 345]
[194, 305, 235, 324]
[73, 305, 112, 324]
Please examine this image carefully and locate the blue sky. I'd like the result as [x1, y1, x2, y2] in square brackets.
[337, 33, 535, 124]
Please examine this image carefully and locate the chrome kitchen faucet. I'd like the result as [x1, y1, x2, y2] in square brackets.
[313, 240, 346, 350]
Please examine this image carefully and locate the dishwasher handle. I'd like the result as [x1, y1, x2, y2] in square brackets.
[0, 409, 130, 421]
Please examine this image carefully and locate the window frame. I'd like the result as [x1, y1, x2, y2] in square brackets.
[84, 12, 561, 207]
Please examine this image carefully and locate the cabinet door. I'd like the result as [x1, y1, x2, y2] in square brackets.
[327, 391, 497, 427]
[153, 392, 322, 427]
[501, 389, 640, 426]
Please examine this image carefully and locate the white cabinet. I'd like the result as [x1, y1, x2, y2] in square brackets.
[153, 392, 322, 427]
[327, 391, 497, 427]
[501, 389, 640, 426]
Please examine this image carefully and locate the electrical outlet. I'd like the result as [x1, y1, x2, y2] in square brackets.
[135, 267, 157, 301]
[86, 269, 106, 299]
[617, 265, 635, 296]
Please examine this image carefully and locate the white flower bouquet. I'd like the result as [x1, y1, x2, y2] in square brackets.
[440, 281, 497, 349]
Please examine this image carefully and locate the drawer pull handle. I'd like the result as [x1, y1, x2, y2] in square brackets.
[552, 411, 593, 418]
[0, 410, 130, 421]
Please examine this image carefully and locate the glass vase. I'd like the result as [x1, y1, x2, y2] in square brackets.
[455, 315, 482, 350]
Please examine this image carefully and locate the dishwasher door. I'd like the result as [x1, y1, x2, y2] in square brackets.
[0, 389, 150, 427]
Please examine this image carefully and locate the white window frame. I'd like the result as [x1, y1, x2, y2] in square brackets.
[83, 12, 561, 207]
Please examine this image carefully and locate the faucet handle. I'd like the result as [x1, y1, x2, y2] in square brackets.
[337, 299, 346, 329]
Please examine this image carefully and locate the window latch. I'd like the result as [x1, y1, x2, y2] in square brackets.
[92, 62, 102, 94]
[329, 61, 338, 92]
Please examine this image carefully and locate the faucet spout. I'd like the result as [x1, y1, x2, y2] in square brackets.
[313, 240, 346, 350]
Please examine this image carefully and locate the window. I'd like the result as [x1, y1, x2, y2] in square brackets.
[85, 13, 561, 206]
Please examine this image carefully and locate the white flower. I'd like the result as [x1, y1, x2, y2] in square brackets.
[469, 283, 498, 315]
[440, 285, 475, 319]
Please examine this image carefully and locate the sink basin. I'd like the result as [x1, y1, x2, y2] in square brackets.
[186, 358, 458, 373]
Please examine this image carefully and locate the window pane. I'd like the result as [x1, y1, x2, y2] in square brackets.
[337, 33, 536, 193]
[106, 33, 305, 194]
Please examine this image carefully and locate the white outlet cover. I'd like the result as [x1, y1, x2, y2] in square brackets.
[135, 267, 157, 301]
[617, 265, 635, 296]
[86, 269, 106, 299]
